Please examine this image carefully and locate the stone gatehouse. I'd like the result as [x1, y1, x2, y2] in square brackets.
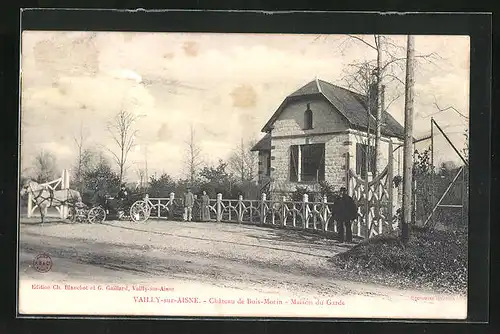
[251, 78, 406, 199]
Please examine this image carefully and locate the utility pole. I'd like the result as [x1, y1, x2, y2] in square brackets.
[374, 35, 383, 176]
[401, 35, 415, 244]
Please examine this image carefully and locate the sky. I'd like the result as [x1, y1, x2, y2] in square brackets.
[20, 32, 470, 181]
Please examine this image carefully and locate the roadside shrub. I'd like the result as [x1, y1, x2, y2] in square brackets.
[331, 227, 468, 293]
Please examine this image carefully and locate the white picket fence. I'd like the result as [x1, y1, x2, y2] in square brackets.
[142, 192, 399, 238]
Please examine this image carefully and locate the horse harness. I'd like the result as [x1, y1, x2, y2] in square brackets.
[28, 183, 65, 207]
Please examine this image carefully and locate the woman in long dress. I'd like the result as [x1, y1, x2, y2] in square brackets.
[201, 191, 210, 222]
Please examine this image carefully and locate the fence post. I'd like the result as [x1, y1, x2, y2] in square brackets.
[169, 192, 175, 219]
[303, 193, 309, 229]
[323, 195, 328, 232]
[261, 193, 266, 225]
[61, 169, 70, 219]
[27, 192, 33, 218]
[281, 196, 286, 227]
[365, 172, 373, 239]
[216, 193, 222, 222]
[238, 195, 243, 223]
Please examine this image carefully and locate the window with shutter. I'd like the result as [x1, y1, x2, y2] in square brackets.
[290, 145, 299, 181]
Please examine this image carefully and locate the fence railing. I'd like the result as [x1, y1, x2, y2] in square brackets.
[142, 192, 399, 239]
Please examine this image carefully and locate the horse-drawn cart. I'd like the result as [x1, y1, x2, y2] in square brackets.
[21, 179, 151, 225]
[69, 193, 151, 224]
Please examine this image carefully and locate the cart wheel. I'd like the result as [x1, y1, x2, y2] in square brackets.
[88, 206, 106, 224]
[130, 200, 150, 222]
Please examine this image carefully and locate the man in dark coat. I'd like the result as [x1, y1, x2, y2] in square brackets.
[117, 183, 129, 201]
[333, 187, 358, 243]
[114, 183, 129, 218]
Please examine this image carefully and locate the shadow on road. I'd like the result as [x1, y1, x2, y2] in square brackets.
[94, 222, 349, 258]
[20, 234, 344, 286]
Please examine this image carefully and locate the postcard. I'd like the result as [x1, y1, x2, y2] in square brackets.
[18, 25, 470, 319]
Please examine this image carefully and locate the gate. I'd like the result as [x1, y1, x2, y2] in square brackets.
[27, 169, 71, 219]
[347, 141, 397, 238]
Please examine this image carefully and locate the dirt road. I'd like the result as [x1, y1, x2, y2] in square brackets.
[18, 219, 467, 318]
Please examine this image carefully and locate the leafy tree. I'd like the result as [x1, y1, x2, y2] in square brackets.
[148, 173, 176, 198]
[82, 155, 120, 204]
[413, 148, 434, 223]
[198, 160, 241, 199]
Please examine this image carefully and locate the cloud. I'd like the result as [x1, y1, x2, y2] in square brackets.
[230, 84, 258, 109]
[183, 41, 198, 57]
[20, 32, 470, 179]
[110, 68, 143, 83]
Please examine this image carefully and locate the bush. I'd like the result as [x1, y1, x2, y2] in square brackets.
[291, 186, 310, 202]
[331, 227, 468, 294]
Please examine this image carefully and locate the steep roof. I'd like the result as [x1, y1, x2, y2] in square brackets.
[261, 78, 405, 140]
[250, 133, 271, 151]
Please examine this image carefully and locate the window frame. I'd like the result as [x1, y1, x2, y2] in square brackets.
[303, 103, 313, 130]
[289, 143, 325, 183]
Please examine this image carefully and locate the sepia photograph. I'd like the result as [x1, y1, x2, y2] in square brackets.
[18, 28, 470, 318]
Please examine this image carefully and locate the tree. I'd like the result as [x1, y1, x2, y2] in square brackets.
[32, 150, 59, 183]
[338, 35, 440, 175]
[82, 154, 120, 203]
[136, 168, 146, 190]
[228, 138, 258, 183]
[148, 173, 176, 198]
[183, 123, 204, 184]
[73, 122, 90, 192]
[106, 109, 140, 184]
[199, 159, 240, 199]
[413, 148, 434, 223]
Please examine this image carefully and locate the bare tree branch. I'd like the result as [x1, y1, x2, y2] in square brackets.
[106, 109, 140, 183]
[381, 53, 440, 72]
[183, 124, 204, 183]
[433, 98, 469, 120]
[346, 34, 377, 50]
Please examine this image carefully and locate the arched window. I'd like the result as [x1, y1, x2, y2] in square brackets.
[304, 103, 313, 130]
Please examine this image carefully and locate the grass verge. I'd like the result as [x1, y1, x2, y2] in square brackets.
[330, 226, 467, 294]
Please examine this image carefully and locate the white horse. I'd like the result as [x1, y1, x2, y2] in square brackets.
[20, 180, 82, 225]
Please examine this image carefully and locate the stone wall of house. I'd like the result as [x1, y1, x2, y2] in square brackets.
[265, 94, 405, 212]
[269, 133, 349, 196]
[271, 97, 348, 137]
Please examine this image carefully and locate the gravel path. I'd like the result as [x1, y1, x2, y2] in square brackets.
[19, 218, 463, 299]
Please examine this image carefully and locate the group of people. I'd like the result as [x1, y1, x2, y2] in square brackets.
[180, 186, 358, 244]
[112, 184, 357, 243]
[182, 188, 210, 222]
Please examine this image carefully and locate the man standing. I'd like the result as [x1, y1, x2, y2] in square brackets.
[183, 187, 195, 222]
[117, 183, 129, 201]
[116, 183, 129, 219]
[333, 187, 358, 243]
